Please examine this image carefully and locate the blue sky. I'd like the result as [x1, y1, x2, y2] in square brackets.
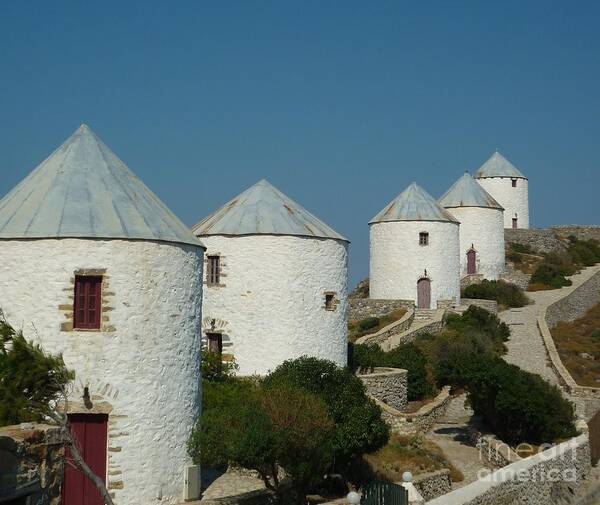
[1, 1, 598, 286]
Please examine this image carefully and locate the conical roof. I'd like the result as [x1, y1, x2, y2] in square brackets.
[474, 151, 526, 179]
[370, 182, 459, 224]
[193, 179, 348, 241]
[0, 125, 203, 247]
[439, 172, 503, 210]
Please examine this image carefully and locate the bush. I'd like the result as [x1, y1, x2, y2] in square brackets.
[201, 351, 239, 382]
[349, 343, 434, 401]
[0, 315, 74, 426]
[358, 317, 380, 332]
[592, 329, 600, 341]
[263, 357, 389, 469]
[189, 381, 335, 503]
[530, 263, 572, 289]
[462, 280, 530, 308]
[509, 242, 535, 255]
[568, 239, 600, 267]
[435, 354, 576, 445]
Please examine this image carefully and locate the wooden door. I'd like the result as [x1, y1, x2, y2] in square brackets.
[417, 278, 431, 309]
[512, 217, 518, 229]
[62, 414, 108, 505]
[467, 249, 477, 275]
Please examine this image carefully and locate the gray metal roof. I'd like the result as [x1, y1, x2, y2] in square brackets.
[439, 172, 503, 210]
[0, 124, 203, 247]
[193, 179, 348, 241]
[474, 151, 526, 179]
[370, 182, 459, 224]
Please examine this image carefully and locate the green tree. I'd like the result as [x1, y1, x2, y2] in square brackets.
[189, 381, 334, 503]
[263, 357, 389, 470]
[0, 314, 74, 426]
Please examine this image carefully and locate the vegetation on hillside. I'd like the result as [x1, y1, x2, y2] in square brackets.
[348, 309, 407, 343]
[551, 302, 600, 387]
[462, 279, 530, 308]
[190, 356, 389, 502]
[524, 237, 600, 291]
[0, 314, 74, 427]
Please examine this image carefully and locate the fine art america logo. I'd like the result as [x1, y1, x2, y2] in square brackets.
[476, 439, 580, 483]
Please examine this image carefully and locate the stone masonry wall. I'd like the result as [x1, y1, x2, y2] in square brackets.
[552, 226, 600, 242]
[427, 434, 591, 505]
[349, 298, 414, 321]
[0, 424, 64, 505]
[546, 269, 600, 328]
[413, 469, 452, 501]
[358, 367, 408, 411]
[504, 228, 567, 254]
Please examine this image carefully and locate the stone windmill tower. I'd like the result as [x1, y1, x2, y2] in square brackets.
[193, 179, 348, 375]
[369, 182, 460, 309]
[474, 151, 529, 229]
[0, 125, 204, 504]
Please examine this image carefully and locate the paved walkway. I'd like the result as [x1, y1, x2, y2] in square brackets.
[193, 469, 266, 504]
[501, 264, 600, 387]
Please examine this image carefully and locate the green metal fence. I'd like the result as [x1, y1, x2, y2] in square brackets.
[360, 481, 408, 505]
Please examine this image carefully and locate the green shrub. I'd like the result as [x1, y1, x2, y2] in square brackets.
[435, 354, 576, 445]
[446, 306, 510, 345]
[358, 317, 380, 332]
[507, 251, 522, 263]
[263, 357, 389, 468]
[201, 352, 239, 382]
[568, 239, 600, 267]
[462, 280, 529, 308]
[0, 315, 74, 426]
[189, 381, 335, 503]
[591, 329, 600, 341]
[509, 242, 535, 254]
[530, 263, 573, 289]
[349, 343, 434, 401]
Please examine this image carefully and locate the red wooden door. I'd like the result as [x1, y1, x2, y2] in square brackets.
[62, 414, 108, 505]
[512, 217, 518, 229]
[417, 278, 431, 309]
[467, 249, 477, 275]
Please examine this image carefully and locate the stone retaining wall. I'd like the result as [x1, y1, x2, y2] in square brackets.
[355, 310, 415, 346]
[358, 367, 408, 412]
[384, 311, 446, 351]
[552, 226, 600, 243]
[459, 299, 499, 315]
[500, 266, 531, 291]
[375, 387, 451, 435]
[413, 469, 452, 501]
[505, 228, 566, 254]
[545, 269, 600, 328]
[349, 298, 414, 321]
[468, 431, 521, 469]
[0, 424, 64, 505]
[427, 434, 591, 505]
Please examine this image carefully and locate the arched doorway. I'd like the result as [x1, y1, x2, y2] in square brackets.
[467, 248, 477, 275]
[417, 278, 431, 309]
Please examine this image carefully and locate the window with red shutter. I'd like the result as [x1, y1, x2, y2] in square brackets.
[74, 276, 102, 330]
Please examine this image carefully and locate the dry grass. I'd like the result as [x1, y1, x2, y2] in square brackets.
[364, 434, 464, 483]
[527, 282, 555, 292]
[507, 250, 545, 275]
[348, 309, 407, 343]
[551, 303, 600, 387]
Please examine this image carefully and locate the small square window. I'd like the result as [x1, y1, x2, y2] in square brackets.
[74, 276, 102, 330]
[207, 256, 220, 285]
[206, 332, 223, 356]
[419, 232, 429, 246]
[325, 293, 336, 311]
[511, 178, 517, 188]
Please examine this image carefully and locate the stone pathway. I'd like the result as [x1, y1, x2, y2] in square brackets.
[428, 394, 484, 490]
[501, 264, 600, 387]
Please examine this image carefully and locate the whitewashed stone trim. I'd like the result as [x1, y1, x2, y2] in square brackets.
[426, 434, 591, 505]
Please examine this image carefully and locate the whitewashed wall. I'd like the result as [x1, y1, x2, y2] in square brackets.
[0, 238, 203, 505]
[369, 221, 460, 306]
[444, 207, 505, 280]
[476, 177, 529, 229]
[200, 234, 348, 376]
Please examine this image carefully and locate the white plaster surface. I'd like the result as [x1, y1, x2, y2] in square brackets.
[476, 177, 529, 229]
[200, 234, 348, 376]
[0, 238, 204, 505]
[369, 221, 460, 306]
[444, 207, 505, 280]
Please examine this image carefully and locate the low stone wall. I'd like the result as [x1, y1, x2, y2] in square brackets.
[460, 274, 483, 289]
[358, 367, 408, 412]
[545, 269, 600, 328]
[500, 266, 531, 291]
[552, 226, 600, 243]
[459, 299, 498, 315]
[349, 298, 414, 321]
[413, 469, 452, 501]
[355, 310, 415, 346]
[376, 387, 451, 435]
[469, 431, 521, 469]
[0, 423, 64, 505]
[505, 228, 567, 254]
[384, 310, 446, 351]
[427, 434, 591, 505]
